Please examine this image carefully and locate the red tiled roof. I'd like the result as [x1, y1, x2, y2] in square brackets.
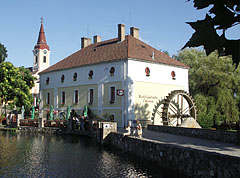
[34, 23, 50, 50]
[40, 35, 188, 74]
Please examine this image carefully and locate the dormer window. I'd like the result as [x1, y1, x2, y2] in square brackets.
[61, 75, 65, 82]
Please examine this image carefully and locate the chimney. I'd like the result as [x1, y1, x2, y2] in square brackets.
[130, 27, 139, 39]
[93, 35, 101, 43]
[81, 37, 91, 49]
[118, 24, 125, 42]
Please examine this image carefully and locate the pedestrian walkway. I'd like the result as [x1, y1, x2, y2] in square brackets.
[117, 128, 240, 158]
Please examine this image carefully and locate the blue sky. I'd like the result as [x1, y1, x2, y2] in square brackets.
[0, 0, 239, 67]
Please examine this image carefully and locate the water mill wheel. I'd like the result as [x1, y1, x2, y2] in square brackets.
[151, 90, 197, 127]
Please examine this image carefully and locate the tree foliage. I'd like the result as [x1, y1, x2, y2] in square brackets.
[0, 62, 36, 114]
[184, 0, 240, 67]
[0, 43, 7, 63]
[177, 49, 240, 128]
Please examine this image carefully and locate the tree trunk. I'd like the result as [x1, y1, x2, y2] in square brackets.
[0, 98, 2, 118]
[0, 105, 2, 118]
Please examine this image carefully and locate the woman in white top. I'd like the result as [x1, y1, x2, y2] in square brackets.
[136, 120, 142, 138]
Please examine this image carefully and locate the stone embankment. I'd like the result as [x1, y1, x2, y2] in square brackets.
[19, 126, 58, 134]
[107, 132, 240, 178]
[148, 125, 240, 145]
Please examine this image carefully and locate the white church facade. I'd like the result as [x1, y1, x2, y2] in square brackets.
[39, 24, 189, 127]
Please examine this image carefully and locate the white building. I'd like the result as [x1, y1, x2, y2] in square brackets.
[30, 19, 50, 107]
[39, 24, 189, 127]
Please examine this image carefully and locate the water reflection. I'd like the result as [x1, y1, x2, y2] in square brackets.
[0, 132, 184, 178]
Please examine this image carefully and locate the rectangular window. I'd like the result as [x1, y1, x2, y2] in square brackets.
[46, 92, 50, 105]
[110, 86, 116, 103]
[109, 114, 115, 122]
[74, 90, 78, 104]
[88, 89, 94, 104]
[61, 91, 66, 104]
[43, 56, 46, 63]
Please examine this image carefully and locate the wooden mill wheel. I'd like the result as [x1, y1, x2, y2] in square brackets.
[151, 90, 197, 126]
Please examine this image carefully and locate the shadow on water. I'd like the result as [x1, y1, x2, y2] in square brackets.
[0, 132, 189, 178]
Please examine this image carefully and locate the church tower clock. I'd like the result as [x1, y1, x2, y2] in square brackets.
[33, 17, 50, 72]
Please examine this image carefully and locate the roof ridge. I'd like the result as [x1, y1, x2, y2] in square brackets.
[40, 34, 188, 74]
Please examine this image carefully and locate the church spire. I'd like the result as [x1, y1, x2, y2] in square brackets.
[34, 17, 49, 50]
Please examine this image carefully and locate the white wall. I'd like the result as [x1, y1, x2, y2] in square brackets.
[40, 61, 125, 90]
[39, 59, 189, 127]
[127, 59, 189, 123]
[128, 60, 189, 91]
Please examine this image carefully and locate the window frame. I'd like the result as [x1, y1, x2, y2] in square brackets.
[43, 56, 47, 63]
[46, 92, 50, 105]
[73, 89, 79, 104]
[109, 114, 115, 122]
[35, 56, 38, 64]
[109, 85, 116, 104]
[61, 91, 66, 105]
[88, 88, 94, 105]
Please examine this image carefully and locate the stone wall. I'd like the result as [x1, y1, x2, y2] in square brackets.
[148, 125, 240, 145]
[19, 126, 58, 134]
[107, 132, 240, 178]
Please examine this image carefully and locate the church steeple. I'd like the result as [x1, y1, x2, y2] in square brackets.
[33, 17, 50, 72]
[34, 17, 49, 50]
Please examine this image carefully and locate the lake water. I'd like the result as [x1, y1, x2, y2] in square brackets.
[0, 132, 183, 178]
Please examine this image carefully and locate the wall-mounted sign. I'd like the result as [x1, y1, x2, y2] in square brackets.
[117, 89, 124, 96]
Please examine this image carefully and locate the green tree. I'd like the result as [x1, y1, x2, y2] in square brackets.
[177, 49, 240, 128]
[19, 66, 35, 88]
[159, 49, 170, 56]
[0, 62, 36, 116]
[0, 43, 7, 63]
[184, 0, 240, 67]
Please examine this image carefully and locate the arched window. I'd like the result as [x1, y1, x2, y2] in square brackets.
[43, 56, 46, 63]
[110, 67, 115, 76]
[73, 73, 77, 81]
[61, 75, 65, 82]
[145, 67, 150, 77]
[35, 56, 38, 64]
[88, 70, 93, 79]
[46, 77, 50, 84]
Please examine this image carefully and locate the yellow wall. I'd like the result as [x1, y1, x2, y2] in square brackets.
[103, 109, 122, 126]
[103, 82, 122, 107]
[58, 84, 98, 109]
[134, 81, 185, 125]
[42, 88, 54, 108]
